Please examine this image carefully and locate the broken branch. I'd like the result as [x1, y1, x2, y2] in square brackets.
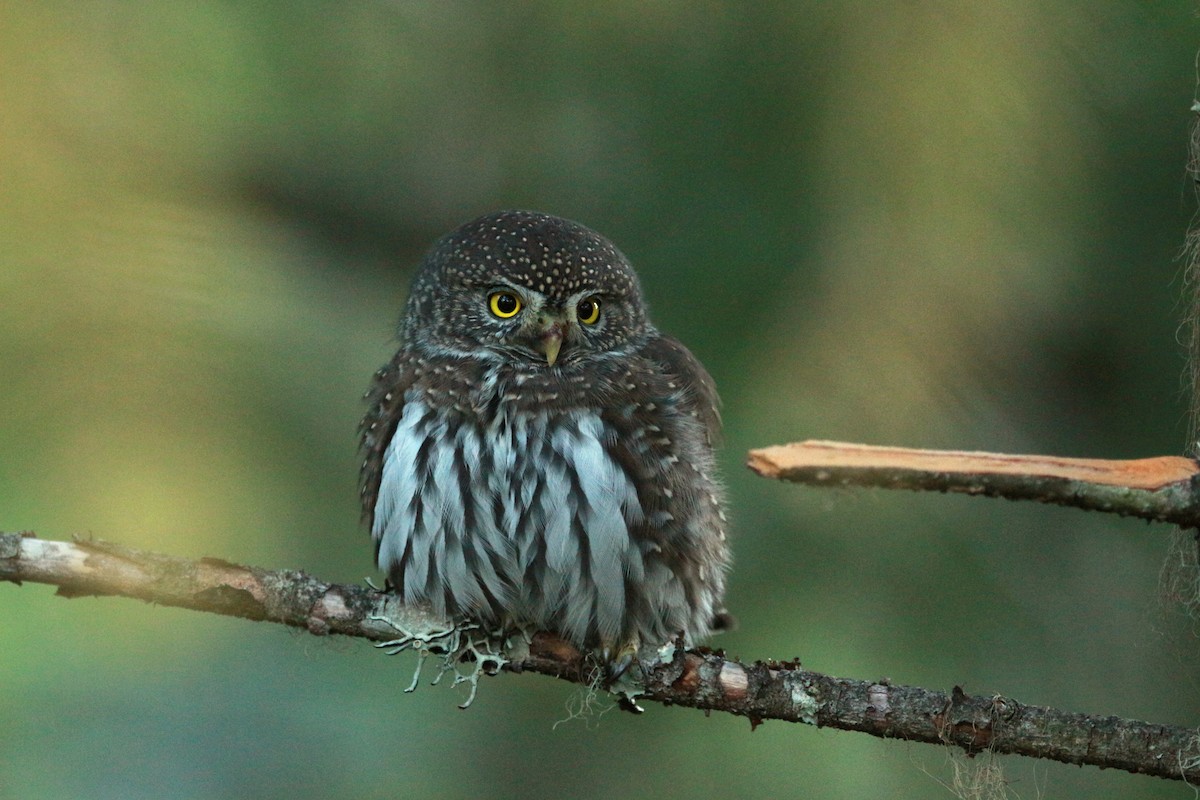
[748, 440, 1200, 527]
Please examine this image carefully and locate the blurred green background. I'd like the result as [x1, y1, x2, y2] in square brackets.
[3, 3, 1199, 798]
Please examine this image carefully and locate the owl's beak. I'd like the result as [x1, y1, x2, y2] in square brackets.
[535, 317, 565, 366]
[538, 328, 563, 366]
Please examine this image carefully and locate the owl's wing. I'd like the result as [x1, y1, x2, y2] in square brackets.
[642, 334, 722, 446]
[358, 348, 418, 529]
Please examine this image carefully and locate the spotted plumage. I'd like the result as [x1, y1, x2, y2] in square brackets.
[360, 210, 730, 657]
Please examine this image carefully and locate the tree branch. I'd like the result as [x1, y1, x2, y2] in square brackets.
[748, 441, 1200, 527]
[3, 531, 1197, 783]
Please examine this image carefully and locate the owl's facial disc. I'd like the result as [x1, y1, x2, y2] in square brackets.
[487, 286, 602, 367]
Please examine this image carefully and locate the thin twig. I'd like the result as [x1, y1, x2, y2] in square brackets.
[2, 531, 1197, 782]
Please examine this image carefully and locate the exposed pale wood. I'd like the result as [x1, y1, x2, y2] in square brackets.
[747, 440, 1200, 527]
[748, 441, 1198, 489]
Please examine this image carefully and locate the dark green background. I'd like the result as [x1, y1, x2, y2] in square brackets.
[4, 3, 1199, 798]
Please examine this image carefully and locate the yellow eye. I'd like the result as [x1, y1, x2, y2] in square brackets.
[576, 296, 601, 325]
[488, 291, 522, 318]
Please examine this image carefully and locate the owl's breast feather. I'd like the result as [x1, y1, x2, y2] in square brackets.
[374, 395, 649, 646]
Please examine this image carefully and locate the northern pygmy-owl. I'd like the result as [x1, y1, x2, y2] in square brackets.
[360, 210, 730, 664]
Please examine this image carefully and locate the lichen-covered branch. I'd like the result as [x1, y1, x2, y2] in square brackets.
[2, 531, 1197, 782]
[748, 441, 1200, 527]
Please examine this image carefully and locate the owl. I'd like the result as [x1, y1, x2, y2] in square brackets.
[359, 210, 730, 667]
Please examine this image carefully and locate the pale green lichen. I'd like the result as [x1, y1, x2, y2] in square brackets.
[606, 667, 646, 713]
[368, 606, 508, 709]
[785, 671, 819, 725]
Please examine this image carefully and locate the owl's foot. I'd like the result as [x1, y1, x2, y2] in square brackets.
[369, 610, 507, 709]
[598, 640, 645, 714]
[599, 637, 641, 684]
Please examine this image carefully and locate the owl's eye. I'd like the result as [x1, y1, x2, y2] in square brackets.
[576, 296, 601, 325]
[488, 291, 522, 319]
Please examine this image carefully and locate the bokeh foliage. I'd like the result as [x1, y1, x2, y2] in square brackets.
[3, 3, 1199, 798]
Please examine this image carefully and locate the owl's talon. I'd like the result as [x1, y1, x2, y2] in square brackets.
[617, 695, 645, 714]
[602, 646, 647, 714]
[600, 637, 640, 686]
[606, 651, 635, 685]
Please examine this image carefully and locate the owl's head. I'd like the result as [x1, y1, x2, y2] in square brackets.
[402, 210, 651, 366]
